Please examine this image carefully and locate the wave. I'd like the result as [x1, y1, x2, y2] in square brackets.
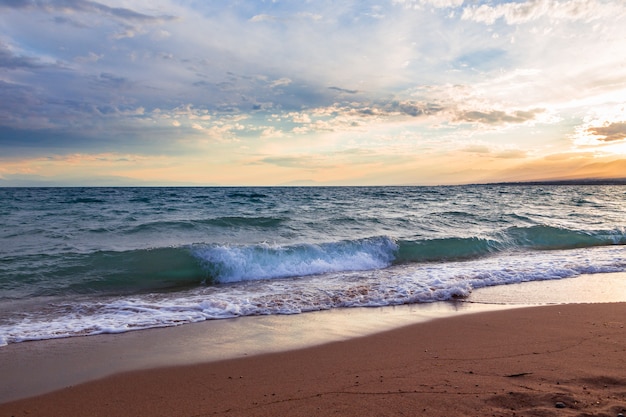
[205, 216, 285, 228]
[504, 225, 625, 249]
[227, 191, 269, 199]
[204, 225, 624, 280]
[126, 216, 286, 233]
[396, 226, 626, 263]
[191, 236, 397, 283]
[4, 226, 624, 299]
[395, 237, 498, 263]
[4, 244, 626, 346]
[1, 237, 396, 298]
[0, 248, 209, 299]
[70, 197, 107, 204]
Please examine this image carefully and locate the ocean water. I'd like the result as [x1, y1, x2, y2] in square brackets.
[1, 185, 625, 346]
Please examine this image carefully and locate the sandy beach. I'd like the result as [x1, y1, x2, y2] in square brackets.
[1, 301, 625, 417]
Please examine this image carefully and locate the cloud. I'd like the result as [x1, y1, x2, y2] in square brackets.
[0, 72, 145, 132]
[272, 99, 444, 136]
[393, 0, 465, 9]
[0, 81, 51, 129]
[461, 0, 607, 25]
[257, 155, 332, 169]
[495, 149, 527, 159]
[455, 108, 544, 125]
[1, 0, 177, 41]
[453, 48, 507, 71]
[296, 12, 322, 22]
[462, 144, 527, 159]
[572, 105, 626, 147]
[462, 144, 491, 154]
[387, 101, 444, 117]
[586, 122, 626, 142]
[1, 1, 625, 186]
[0, 41, 45, 69]
[270, 78, 292, 88]
[490, 154, 626, 183]
[74, 52, 103, 63]
[53, 15, 89, 28]
[0, 0, 176, 23]
[289, 112, 311, 124]
[260, 126, 284, 139]
[329, 86, 359, 94]
[249, 14, 277, 23]
[309, 100, 444, 121]
[93, 72, 130, 89]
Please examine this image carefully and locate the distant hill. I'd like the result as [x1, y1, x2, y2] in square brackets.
[485, 178, 626, 186]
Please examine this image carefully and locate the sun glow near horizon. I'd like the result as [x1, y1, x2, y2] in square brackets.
[1, 0, 625, 186]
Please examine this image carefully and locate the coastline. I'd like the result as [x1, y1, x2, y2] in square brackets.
[1, 273, 626, 415]
[1, 302, 625, 416]
[0, 300, 515, 403]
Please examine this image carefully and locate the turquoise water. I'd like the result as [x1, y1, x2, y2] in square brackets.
[1, 185, 625, 345]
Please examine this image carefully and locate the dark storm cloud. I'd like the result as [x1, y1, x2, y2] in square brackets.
[587, 122, 626, 142]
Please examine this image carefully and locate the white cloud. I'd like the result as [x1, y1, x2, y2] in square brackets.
[261, 126, 284, 138]
[290, 112, 311, 124]
[270, 78, 292, 88]
[249, 14, 277, 23]
[296, 12, 323, 21]
[393, 0, 464, 9]
[462, 0, 612, 25]
[74, 52, 104, 63]
[573, 105, 626, 146]
[1, 0, 626, 184]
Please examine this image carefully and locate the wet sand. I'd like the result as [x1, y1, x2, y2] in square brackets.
[2, 273, 626, 416]
[1, 302, 625, 416]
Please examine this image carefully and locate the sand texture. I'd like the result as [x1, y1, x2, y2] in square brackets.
[1, 303, 625, 416]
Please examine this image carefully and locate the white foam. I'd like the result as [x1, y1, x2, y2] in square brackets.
[191, 237, 398, 283]
[1, 245, 625, 345]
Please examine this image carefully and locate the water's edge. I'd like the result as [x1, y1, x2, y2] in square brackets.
[2, 271, 626, 403]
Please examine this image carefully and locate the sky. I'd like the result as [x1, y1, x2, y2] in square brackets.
[1, 0, 626, 186]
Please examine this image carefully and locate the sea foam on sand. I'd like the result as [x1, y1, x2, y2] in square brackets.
[1, 272, 626, 415]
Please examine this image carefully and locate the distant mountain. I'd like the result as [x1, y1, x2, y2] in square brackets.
[485, 178, 626, 186]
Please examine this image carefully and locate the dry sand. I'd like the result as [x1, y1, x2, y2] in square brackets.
[1, 302, 625, 416]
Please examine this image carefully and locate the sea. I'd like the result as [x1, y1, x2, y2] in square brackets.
[1, 185, 625, 346]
